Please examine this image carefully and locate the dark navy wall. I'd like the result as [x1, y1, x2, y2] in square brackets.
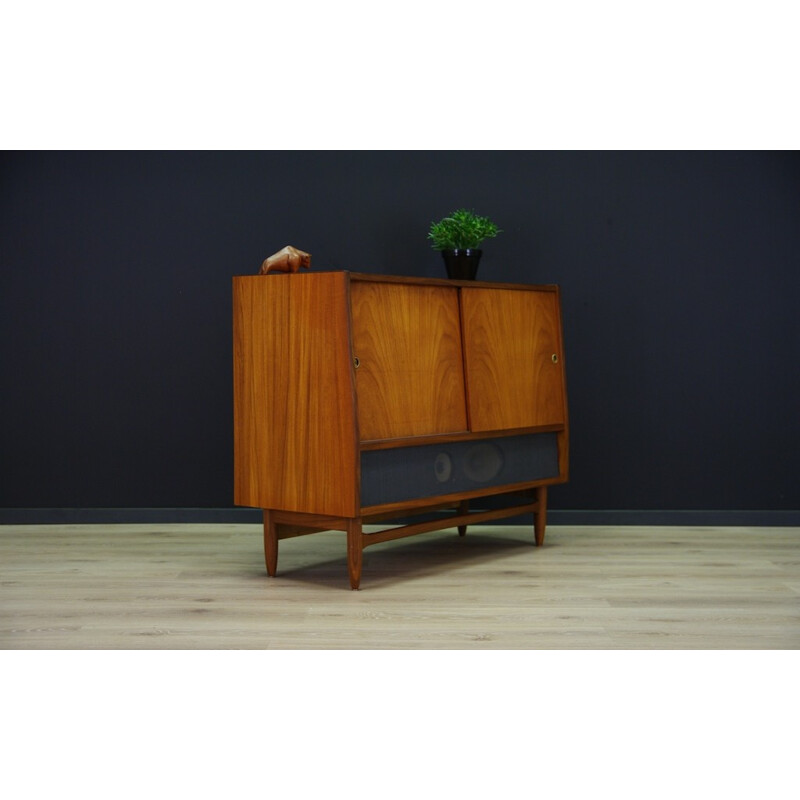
[1, 151, 798, 519]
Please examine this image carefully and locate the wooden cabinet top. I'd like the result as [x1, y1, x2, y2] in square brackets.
[348, 271, 559, 291]
[234, 270, 560, 293]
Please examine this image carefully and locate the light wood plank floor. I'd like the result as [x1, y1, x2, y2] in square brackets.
[1, 523, 798, 649]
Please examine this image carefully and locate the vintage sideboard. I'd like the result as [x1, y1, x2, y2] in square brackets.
[233, 271, 569, 588]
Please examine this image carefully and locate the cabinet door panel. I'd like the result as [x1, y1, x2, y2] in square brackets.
[351, 282, 468, 440]
[462, 288, 565, 431]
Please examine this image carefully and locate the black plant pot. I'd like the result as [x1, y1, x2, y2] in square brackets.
[441, 249, 482, 280]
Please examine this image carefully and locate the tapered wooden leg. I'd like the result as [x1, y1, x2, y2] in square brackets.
[346, 518, 363, 590]
[263, 509, 278, 576]
[534, 486, 547, 546]
[458, 500, 469, 536]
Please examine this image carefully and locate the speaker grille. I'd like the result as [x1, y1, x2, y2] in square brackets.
[361, 432, 559, 507]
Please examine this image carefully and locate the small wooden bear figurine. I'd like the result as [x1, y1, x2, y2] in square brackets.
[259, 245, 311, 274]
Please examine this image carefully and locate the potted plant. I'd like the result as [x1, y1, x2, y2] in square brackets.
[428, 208, 501, 280]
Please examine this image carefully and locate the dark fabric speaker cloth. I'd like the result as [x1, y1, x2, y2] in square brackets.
[360, 433, 559, 507]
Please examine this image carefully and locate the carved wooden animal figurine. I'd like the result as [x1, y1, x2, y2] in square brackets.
[259, 245, 311, 274]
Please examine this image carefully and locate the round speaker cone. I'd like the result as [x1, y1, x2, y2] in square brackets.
[433, 452, 453, 482]
[464, 442, 504, 482]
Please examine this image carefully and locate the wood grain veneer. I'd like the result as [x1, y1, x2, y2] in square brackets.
[233, 273, 358, 517]
[350, 281, 468, 440]
[461, 287, 566, 431]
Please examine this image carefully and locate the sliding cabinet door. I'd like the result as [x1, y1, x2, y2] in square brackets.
[351, 281, 468, 441]
[461, 287, 566, 432]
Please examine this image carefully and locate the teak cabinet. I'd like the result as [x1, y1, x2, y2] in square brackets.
[233, 271, 568, 589]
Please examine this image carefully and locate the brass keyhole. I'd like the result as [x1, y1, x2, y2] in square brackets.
[353, 356, 360, 369]
[551, 354, 559, 364]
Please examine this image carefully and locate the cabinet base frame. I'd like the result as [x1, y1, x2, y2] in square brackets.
[262, 486, 549, 589]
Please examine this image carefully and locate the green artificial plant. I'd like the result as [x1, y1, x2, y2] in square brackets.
[428, 208, 502, 251]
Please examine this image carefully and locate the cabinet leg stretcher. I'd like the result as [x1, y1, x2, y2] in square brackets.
[262, 486, 549, 589]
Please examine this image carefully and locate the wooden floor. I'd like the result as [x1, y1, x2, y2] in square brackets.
[1, 523, 798, 648]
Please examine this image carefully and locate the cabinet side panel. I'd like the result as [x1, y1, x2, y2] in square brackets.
[351, 282, 468, 440]
[233, 274, 358, 517]
[554, 287, 570, 482]
[462, 288, 566, 431]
